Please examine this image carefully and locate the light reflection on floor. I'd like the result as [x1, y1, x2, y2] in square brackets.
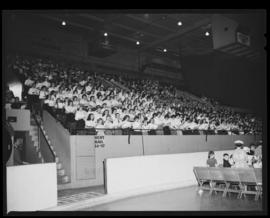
[81, 185, 262, 211]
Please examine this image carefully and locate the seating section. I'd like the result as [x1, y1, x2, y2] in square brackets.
[193, 167, 262, 200]
[6, 54, 263, 136]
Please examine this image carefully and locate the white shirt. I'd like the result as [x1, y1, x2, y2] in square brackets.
[55, 102, 65, 109]
[85, 120, 96, 128]
[28, 87, 39, 95]
[75, 110, 87, 121]
[104, 121, 114, 129]
[146, 123, 158, 130]
[121, 121, 132, 129]
[65, 106, 77, 114]
[80, 99, 89, 106]
[39, 91, 47, 99]
[42, 81, 51, 87]
[36, 82, 44, 89]
[24, 79, 34, 86]
[85, 85, 92, 92]
[45, 99, 55, 107]
[93, 112, 102, 121]
[132, 121, 142, 130]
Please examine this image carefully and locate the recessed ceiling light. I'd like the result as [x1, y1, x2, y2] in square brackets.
[163, 48, 167, 52]
[104, 32, 108, 36]
[177, 21, 182, 26]
[62, 21, 66, 26]
[136, 41, 140, 45]
[205, 31, 210, 36]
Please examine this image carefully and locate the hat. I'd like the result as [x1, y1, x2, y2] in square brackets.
[234, 140, 244, 145]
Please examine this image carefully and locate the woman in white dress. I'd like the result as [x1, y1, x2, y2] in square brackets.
[231, 140, 249, 168]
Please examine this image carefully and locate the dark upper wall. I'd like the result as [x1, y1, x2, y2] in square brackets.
[4, 13, 185, 87]
[182, 53, 266, 115]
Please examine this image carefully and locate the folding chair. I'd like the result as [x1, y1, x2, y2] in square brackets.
[254, 168, 262, 200]
[208, 168, 226, 195]
[221, 168, 241, 198]
[193, 167, 211, 191]
[237, 168, 257, 199]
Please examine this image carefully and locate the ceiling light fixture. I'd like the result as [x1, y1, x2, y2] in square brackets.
[177, 21, 182, 26]
[136, 41, 140, 45]
[62, 21, 66, 26]
[104, 32, 108, 37]
[205, 31, 210, 36]
[163, 48, 167, 52]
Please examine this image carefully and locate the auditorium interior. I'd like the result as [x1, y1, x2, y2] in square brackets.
[2, 10, 267, 214]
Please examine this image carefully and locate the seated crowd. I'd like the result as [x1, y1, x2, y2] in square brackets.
[7, 54, 262, 135]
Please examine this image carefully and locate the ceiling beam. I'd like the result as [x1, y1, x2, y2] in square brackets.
[38, 14, 142, 46]
[126, 14, 176, 33]
[139, 18, 211, 52]
[79, 14, 161, 40]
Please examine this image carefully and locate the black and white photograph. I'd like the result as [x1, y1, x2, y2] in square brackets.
[2, 9, 267, 215]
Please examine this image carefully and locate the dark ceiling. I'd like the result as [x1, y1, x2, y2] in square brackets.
[5, 10, 266, 62]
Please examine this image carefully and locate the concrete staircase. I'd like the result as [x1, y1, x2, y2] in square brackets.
[40, 125, 70, 185]
[29, 116, 70, 185]
[29, 117, 44, 163]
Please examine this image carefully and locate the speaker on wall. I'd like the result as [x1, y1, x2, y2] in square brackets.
[212, 14, 239, 50]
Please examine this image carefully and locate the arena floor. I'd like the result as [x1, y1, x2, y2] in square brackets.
[80, 185, 262, 211]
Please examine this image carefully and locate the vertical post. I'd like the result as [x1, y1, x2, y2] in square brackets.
[38, 123, 40, 150]
[103, 160, 107, 194]
[141, 133, 145, 156]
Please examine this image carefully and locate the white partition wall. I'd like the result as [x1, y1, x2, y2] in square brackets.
[105, 150, 233, 196]
[6, 163, 57, 212]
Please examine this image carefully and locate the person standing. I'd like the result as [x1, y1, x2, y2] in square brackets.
[231, 140, 249, 168]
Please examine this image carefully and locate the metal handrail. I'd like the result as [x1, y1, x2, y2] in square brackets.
[32, 114, 55, 161]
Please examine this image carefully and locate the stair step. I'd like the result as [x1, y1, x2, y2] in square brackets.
[58, 175, 69, 184]
[57, 169, 65, 176]
[55, 156, 60, 163]
[57, 162, 63, 170]
[32, 137, 38, 142]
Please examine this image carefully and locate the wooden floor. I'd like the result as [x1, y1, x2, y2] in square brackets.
[81, 185, 262, 211]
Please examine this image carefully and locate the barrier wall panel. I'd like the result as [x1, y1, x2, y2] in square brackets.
[143, 135, 259, 155]
[76, 156, 96, 180]
[6, 109, 30, 131]
[42, 111, 261, 189]
[69, 135, 143, 188]
[106, 150, 233, 195]
[6, 163, 57, 212]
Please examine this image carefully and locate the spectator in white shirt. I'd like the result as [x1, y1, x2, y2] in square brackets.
[65, 100, 77, 114]
[75, 107, 87, 121]
[85, 113, 96, 128]
[132, 116, 142, 130]
[146, 118, 158, 130]
[121, 115, 132, 129]
[104, 116, 114, 129]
